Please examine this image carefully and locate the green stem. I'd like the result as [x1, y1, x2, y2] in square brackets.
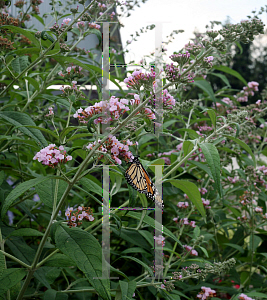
[0, 250, 30, 269]
[0, 229, 11, 300]
[36, 249, 59, 268]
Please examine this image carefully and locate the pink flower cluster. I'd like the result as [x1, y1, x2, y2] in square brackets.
[45, 106, 54, 117]
[177, 201, 189, 208]
[86, 135, 137, 165]
[73, 94, 155, 125]
[88, 23, 101, 30]
[202, 198, 211, 209]
[65, 206, 94, 228]
[33, 144, 72, 167]
[238, 293, 255, 300]
[62, 18, 71, 25]
[165, 63, 195, 83]
[260, 122, 267, 128]
[236, 81, 259, 102]
[181, 218, 196, 228]
[154, 235, 165, 246]
[123, 68, 156, 89]
[199, 187, 208, 195]
[196, 287, 216, 300]
[58, 65, 83, 77]
[227, 176, 239, 183]
[258, 165, 267, 175]
[161, 89, 176, 109]
[183, 245, 198, 256]
[169, 51, 191, 66]
[203, 56, 214, 67]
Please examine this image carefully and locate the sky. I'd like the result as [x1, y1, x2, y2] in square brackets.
[119, 0, 267, 66]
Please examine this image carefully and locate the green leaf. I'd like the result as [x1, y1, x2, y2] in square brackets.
[127, 212, 182, 247]
[55, 224, 111, 300]
[249, 235, 262, 252]
[119, 280, 136, 300]
[206, 109, 216, 129]
[44, 253, 75, 267]
[86, 28, 102, 44]
[235, 41, 243, 54]
[42, 94, 76, 113]
[12, 47, 40, 55]
[46, 41, 61, 57]
[212, 65, 247, 86]
[44, 288, 68, 300]
[121, 256, 153, 277]
[167, 180, 205, 217]
[210, 73, 231, 87]
[187, 160, 213, 178]
[0, 111, 47, 148]
[224, 243, 244, 254]
[199, 143, 222, 196]
[36, 179, 68, 208]
[7, 228, 44, 238]
[0, 25, 39, 47]
[32, 13, 45, 26]
[11, 56, 30, 74]
[246, 292, 267, 299]
[224, 135, 256, 167]
[24, 76, 40, 91]
[183, 141, 194, 156]
[1, 176, 64, 219]
[78, 177, 102, 196]
[192, 79, 216, 102]
[177, 128, 199, 139]
[21, 125, 58, 139]
[0, 268, 27, 297]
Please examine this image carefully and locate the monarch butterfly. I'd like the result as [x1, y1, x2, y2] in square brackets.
[125, 156, 164, 208]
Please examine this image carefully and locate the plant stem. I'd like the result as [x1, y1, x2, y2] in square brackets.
[0, 229, 11, 300]
[0, 250, 30, 269]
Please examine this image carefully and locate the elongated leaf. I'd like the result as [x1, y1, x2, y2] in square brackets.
[36, 179, 68, 208]
[44, 253, 75, 267]
[224, 243, 244, 254]
[78, 177, 102, 196]
[127, 212, 183, 246]
[167, 180, 205, 217]
[224, 135, 256, 167]
[213, 65, 247, 86]
[0, 111, 47, 147]
[187, 160, 213, 178]
[21, 125, 58, 139]
[119, 280, 137, 300]
[211, 73, 231, 87]
[0, 25, 39, 47]
[7, 228, 43, 238]
[11, 56, 30, 74]
[44, 289, 68, 300]
[121, 256, 153, 277]
[0, 268, 27, 297]
[1, 176, 64, 218]
[24, 76, 40, 91]
[192, 80, 216, 102]
[55, 224, 111, 300]
[206, 109, 216, 129]
[199, 143, 222, 196]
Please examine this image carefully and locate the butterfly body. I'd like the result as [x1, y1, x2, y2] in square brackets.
[125, 156, 164, 208]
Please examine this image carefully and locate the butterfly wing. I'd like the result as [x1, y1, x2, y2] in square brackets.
[125, 157, 148, 194]
[125, 157, 164, 208]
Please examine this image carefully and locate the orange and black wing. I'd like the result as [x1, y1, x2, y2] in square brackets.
[125, 157, 164, 208]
